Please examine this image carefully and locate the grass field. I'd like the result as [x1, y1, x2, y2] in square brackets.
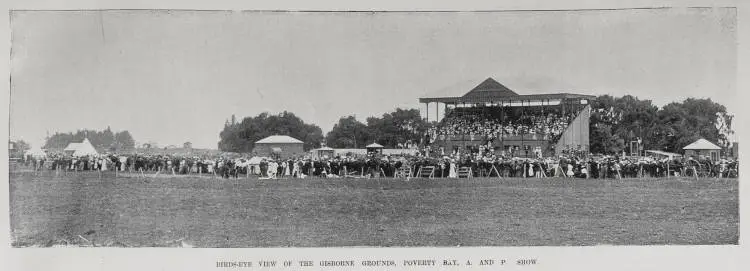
[9, 171, 739, 247]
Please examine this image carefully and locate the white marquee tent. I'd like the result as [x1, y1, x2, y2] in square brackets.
[64, 138, 99, 157]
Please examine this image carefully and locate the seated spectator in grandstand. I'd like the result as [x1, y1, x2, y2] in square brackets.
[427, 112, 573, 145]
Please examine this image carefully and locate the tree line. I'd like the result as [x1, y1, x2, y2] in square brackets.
[589, 95, 733, 154]
[36, 95, 730, 156]
[218, 112, 325, 153]
[218, 96, 733, 155]
[218, 108, 429, 153]
[43, 127, 135, 152]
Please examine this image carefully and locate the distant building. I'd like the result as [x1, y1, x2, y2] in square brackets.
[253, 135, 305, 159]
[683, 138, 721, 161]
[366, 142, 384, 154]
[8, 141, 22, 159]
[183, 142, 193, 149]
[731, 142, 738, 159]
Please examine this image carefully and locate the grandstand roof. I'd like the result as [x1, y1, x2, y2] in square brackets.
[255, 135, 304, 144]
[462, 78, 518, 99]
[683, 138, 721, 150]
[419, 77, 594, 104]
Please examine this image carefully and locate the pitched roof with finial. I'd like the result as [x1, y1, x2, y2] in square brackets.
[683, 138, 721, 150]
[461, 77, 519, 99]
[418, 77, 594, 104]
[255, 135, 304, 144]
[366, 142, 384, 148]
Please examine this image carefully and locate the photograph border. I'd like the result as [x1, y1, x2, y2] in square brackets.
[1, 0, 746, 270]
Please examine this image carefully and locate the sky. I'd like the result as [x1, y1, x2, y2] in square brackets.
[9, 8, 737, 149]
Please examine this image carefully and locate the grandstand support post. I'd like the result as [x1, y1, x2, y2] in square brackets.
[435, 102, 438, 122]
[425, 102, 429, 122]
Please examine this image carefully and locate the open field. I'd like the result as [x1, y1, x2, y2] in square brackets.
[9, 171, 738, 247]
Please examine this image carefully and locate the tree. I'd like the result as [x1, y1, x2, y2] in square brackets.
[218, 111, 324, 152]
[362, 108, 429, 148]
[590, 123, 625, 154]
[326, 116, 370, 148]
[656, 98, 732, 152]
[589, 95, 733, 154]
[44, 128, 136, 152]
[14, 140, 31, 152]
[114, 131, 136, 151]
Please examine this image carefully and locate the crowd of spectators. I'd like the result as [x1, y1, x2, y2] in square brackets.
[18, 149, 739, 180]
[425, 111, 573, 144]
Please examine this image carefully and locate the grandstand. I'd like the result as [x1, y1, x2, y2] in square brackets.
[419, 78, 594, 158]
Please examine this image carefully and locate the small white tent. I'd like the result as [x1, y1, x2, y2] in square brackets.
[64, 138, 99, 157]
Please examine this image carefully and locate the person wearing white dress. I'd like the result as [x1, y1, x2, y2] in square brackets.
[267, 160, 278, 179]
[448, 159, 458, 178]
[207, 160, 214, 174]
[284, 160, 291, 176]
[296, 160, 305, 178]
[581, 166, 588, 178]
[119, 156, 127, 171]
[566, 163, 574, 178]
